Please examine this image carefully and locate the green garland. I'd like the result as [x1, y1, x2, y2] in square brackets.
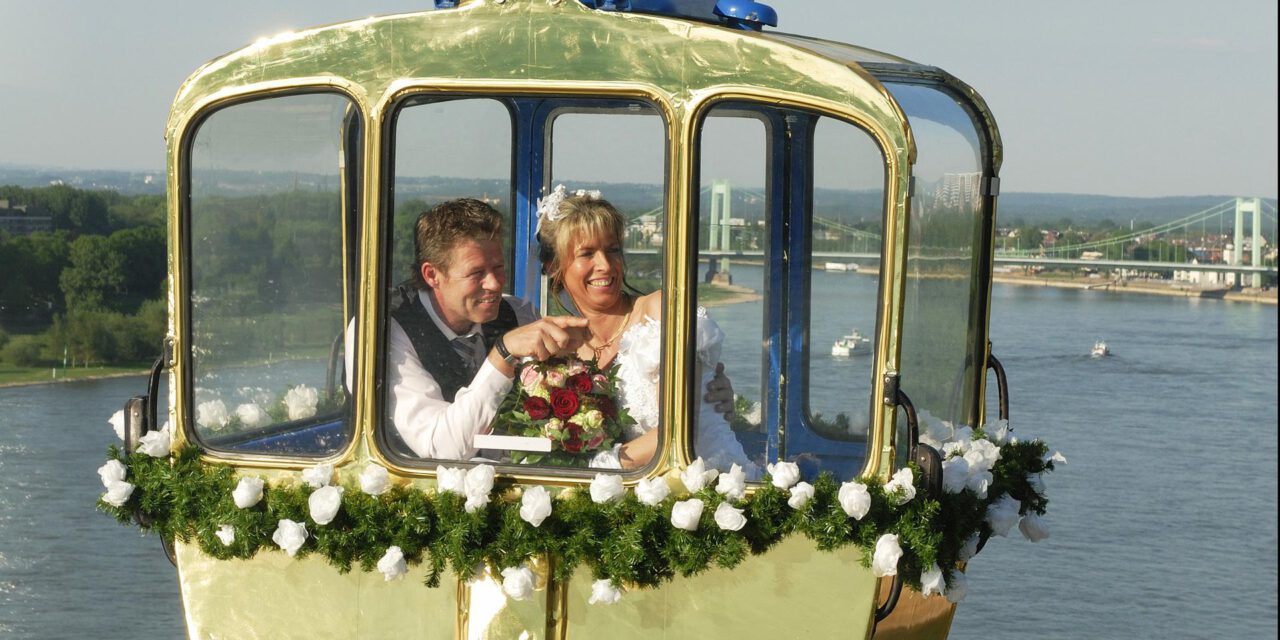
[98, 432, 1056, 593]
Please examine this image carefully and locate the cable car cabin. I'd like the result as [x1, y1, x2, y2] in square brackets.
[109, 1, 1023, 638]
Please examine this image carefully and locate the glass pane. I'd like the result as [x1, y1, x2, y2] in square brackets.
[694, 110, 769, 477]
[188, 93, 357, 455]
[889, 82, 986, 429]
[382, 97, 514, 460]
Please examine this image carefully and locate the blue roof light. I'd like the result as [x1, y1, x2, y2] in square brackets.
[577, 0, 777, 29]
[713, 0, 778, 30]
[434, 0, 459, 8]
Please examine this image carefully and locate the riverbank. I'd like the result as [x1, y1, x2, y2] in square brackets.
[992, 272, 1277, 305]
[0, 366, 149, 389]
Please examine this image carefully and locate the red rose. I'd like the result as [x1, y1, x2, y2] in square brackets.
[550, 388, 580, 419]
[562, 422, 585, 453]
[598, 397, 617, 419]
[523, 397, 551, 420]
[567, 372, 594, 394]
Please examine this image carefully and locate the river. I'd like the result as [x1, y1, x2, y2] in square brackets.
[0, 275, 1275, 638]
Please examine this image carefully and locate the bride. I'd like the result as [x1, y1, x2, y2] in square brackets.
[535, 186, 760, 476]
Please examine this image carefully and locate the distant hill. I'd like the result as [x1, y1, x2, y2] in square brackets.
[2, 166, 1272, 227]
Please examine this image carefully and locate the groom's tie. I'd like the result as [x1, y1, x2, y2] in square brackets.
[452, 333, 484, 378]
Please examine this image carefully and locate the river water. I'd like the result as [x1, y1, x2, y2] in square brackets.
[0, 276, 1275, 638]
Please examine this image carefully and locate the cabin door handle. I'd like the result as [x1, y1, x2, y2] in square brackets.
[895, 389, 942, 499]
[987, 352, 1009, 421]
[874, 574, 903, 623]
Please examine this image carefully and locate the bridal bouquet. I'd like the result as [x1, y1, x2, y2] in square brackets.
[493, 357, 634, 466]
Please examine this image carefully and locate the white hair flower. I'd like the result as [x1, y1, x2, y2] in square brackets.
[535, 184, 602, 234]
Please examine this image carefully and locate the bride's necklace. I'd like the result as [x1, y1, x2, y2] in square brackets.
[587, 297, 634, 362]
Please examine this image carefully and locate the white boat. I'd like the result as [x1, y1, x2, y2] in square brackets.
[1091, 341, 1110, 357]
[832, 329, 872, 357]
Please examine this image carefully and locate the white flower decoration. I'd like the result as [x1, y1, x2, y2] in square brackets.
[501, 566, 535, 601]
[670, 498, 704, 531]
[1018, 513, 1050, 542]
[920, 564, 945, 598]
[97, 459, 127, 488]
[102, 480, 134, 507]
[464, 465, 496, 513]
[766, 461, 801, 490]
[437, 467, 467, 495]
[308, 485, 344, 525]
[302, 463, 334, 489]
[520, 486, 553, 527]
[137, 426, 171, 458]
[871, 533, 903, 577]
[985, 494, 1022, 537]
[1043, 450, 1067, 465]
[535, 184, 603, 234]
[196, 399, 230, 431]
[635, 477, 670, 506]
[787, 481, 815, 510]
[588, 579, 623, 605]
[680, 458, 717, 493]
[283, 385, 319, 421]
[986, 419, 1013, 445]
[215, 524, 236, 546]
[360, 464, 391, 496]
[966, 469, 993, 499]
[378, 546, 408, 581]
[713, 502, 747, 531]
[945, 571, 969, 604]
[235, 402, 271, 428]
[964, 439, 1001, 473]
[108, 409, 125, 441]
[232, 477, 265, 509]
[590, 473, 625, 504]
[883, 468, 916, 505]
[272, 519, 308, 557]
[941, 456, 970, 494]
[715, 464, 747, 501]
[838, 481, 871, 520]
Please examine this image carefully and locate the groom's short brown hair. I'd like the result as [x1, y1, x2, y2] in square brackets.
[413, 198, 503, 284]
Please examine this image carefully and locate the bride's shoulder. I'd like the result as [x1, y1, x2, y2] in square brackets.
[632, 291, 661, 321]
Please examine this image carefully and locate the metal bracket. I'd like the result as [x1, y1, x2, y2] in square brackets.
[881, 371, 899, 406]
[983, 175, 1001, 197]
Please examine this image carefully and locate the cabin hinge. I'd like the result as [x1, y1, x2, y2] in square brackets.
[982, 175, 1000, 197]
[881, 371, 899, 406]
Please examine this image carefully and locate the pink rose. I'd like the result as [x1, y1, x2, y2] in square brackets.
[592, 374, 608, 391]
[545, 370, 567, 388]
[566, 361, 588, 376]
[586, 429, 606, 450]
[519, 366, 543, 391]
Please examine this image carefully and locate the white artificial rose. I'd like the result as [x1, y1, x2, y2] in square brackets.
[272, 519, 308, 557]
[670, 498, 705, 531]
[1043, 450, 1067, 465]
[715, 464, 747, 501]
[680, 458, 717, 493]
[951, 426, 974, 445]
[284, 385, 319, 420]
[377, 546, 408, 581]
[501, 566, 535, 601]
[232, 477, 265, 509]
[941, 456, 970, 494]
[766, 461, 801, 490]
[137, 427, 171, 458]
[108, 409, 125, 441]
[588, 579, 623, 605]
[308, 485, 344, 525]
[235, 402, 271, 428]
[97, 459, 127, 488]
[713, 502, 747, 531]
[871, 533, 903, 577]
[964, 439, 1001, 473]
[196, 399, 230, 431]
[985, 495, 1022, 537]
[987, 419, 1012, 445]
[360, 464, 391, 496]
[1018, 513, 1050, 542]
[838, 481, 871, 520]
[463, 465, 496, 513]
[102, 480, 134, 507]
[945, 571, 969, 604]
[520, 486, 553, 527]
[883, 467, 916, 505]
[920, 564, 945, 598]
[635, 477, 671, 506]
[788, 481, 815, 510]
[590, 473, 625, 504]
[959, 532, 981, 562]
[215, 524, 236, 546]
[965, 469, 993, 499]
[302, 463, 334, 489]
[437, 467, 467, 495]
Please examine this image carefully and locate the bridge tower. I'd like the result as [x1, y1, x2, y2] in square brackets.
[1233, 197, 1263, 288]
[707, 180, 733, 284]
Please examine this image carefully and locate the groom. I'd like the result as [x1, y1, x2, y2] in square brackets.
[386, 198, 735, 461]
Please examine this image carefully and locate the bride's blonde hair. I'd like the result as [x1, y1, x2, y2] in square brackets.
[537, 194, 626, 294]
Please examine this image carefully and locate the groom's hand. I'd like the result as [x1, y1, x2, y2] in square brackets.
[704, 362, 736, 421]
[500, 316, 590, 361]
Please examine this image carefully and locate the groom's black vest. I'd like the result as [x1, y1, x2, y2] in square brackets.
[391, 288, 520, 402]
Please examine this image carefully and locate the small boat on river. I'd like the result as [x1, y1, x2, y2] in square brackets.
[1091, 341, 1110, 357]
[832, 329, 872, 357]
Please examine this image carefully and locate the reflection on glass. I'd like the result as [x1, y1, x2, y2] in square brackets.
[188, 93, 355, 455]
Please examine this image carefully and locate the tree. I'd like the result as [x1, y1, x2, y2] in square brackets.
[60, 235, 126, 312]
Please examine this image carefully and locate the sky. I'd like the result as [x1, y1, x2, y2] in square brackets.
[0, 0, 1275, 199]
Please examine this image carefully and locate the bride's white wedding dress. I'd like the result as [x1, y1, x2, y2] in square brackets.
[590, 308, 762, 478]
